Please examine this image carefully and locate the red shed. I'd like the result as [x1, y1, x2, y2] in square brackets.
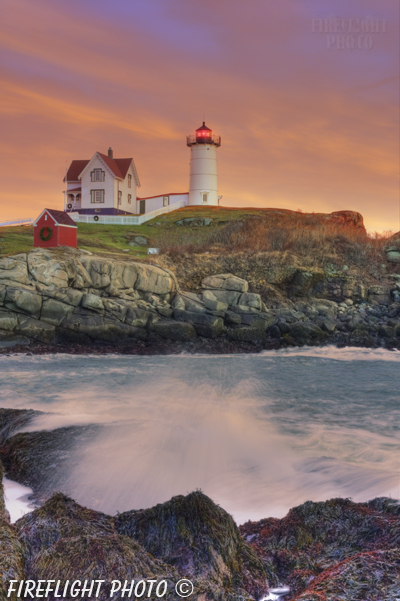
[33, 209, 77, 248]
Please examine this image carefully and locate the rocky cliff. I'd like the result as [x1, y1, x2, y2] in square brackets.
[1, 247, 400, 352]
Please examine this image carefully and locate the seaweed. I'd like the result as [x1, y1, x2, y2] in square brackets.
[115, 490, 269, 599]
[240, 497, 400, 599]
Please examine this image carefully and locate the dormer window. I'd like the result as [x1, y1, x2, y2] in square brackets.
[128, 174, 132, 188]
[91, 169, 105, 182]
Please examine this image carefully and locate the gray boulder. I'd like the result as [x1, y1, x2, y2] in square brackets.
[17, 315, 55, 343]
[202, 274, 248, 293]
[0, 256, 29, 285]
[180, 292, 207, 314]
[125, 306, 152, 328]
[267, 324, 281, 339]
[81, 259, 112, 289]
[175, 217, 212, 226]
[171, 294, 186, 310]
[238, 292, 262, 310]
[228, 326, 266, 342]
[386, 251, 400, 263]
[203, 297, 228, 312]
[4, 287, 42, 319]
[153, 320, 196, 341]
[240, 313, 273, 328]
[289, 322, 326, 344]
[368, 285, 390, 304]
[174, 309, 224, 338]
[103, 298, 129, 322]
[174, 309, 221, 327]
[28, 250, 72, 288]
[134, 263, 175, 295]
[61, 313, 145, 342]
[81, 293, 105, 312]
[0, 310, 18, 331]
[228, 304, 261, 315]
[41, 299, 75, 326]
[156, 306, 174, 318]
[321, 319, 337, 333]
[224, 310, 241, 325]
[204, 289, 241, 306]
[41, 287, 83, 307]
[133, 235, 148, 245]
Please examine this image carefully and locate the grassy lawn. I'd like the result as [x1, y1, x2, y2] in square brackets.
[0, 206, 264, 259]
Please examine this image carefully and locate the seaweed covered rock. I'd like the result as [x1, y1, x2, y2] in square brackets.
[1, 424, 100, 501]
[16, 493, 240, 601]
[0, 461, 25, 601]
[294, 549, 400, 601]
[0, 408, 41, 445]
[115, 490, 269, 600]
[240, 497, 400, 599]
[15, 494, 182, 601]
[16, 493, 115, 556]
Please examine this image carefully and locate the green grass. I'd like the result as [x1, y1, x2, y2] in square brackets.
[0, 207, 261, 259]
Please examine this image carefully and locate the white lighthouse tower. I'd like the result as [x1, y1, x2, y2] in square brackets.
[187, 122, 221, 206]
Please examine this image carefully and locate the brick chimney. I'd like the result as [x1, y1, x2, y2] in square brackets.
[108, 147, 113, 159]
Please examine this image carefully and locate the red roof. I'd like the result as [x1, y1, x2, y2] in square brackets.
[97, 154, 133, 179]
[115, 158, 134, 179]
[65, 160, 89, 182]
[44, 209, 77, 227]
[97, 153, 123, 178]
[65, 155, 134, 182]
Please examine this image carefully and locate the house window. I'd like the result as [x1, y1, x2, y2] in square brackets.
[163, 196, 169, 207]
[202, 193, 208, 203]
[91, 169, 105, 182]
[118, 191, 122, 205]
[128, 174, 132, 188]
[90, 189, 105, 203]
[128, 194, 132, 204]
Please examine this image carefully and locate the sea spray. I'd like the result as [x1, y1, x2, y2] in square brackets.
[0, 348, 399, 523]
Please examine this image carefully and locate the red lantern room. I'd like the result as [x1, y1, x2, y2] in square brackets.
[196, 122, 212, 143]
[187, 122, 221, 147]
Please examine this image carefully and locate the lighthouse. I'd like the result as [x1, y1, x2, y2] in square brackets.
[187, 122, 221, 206]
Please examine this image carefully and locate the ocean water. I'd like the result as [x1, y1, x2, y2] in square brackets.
[0, 347, 399, 525]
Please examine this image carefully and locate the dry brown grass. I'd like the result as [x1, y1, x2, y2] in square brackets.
[159, 213, 392, 271]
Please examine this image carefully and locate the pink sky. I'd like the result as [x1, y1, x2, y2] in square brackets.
[0, 0, 398, 231]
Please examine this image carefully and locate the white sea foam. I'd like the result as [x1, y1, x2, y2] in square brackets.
[3, 478, 34, 523]
[260, 345, 400, 361]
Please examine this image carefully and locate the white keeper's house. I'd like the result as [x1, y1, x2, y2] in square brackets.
[64, 122, 222, 220]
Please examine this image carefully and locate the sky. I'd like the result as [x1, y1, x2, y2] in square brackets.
[0, 0, 399, 231]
